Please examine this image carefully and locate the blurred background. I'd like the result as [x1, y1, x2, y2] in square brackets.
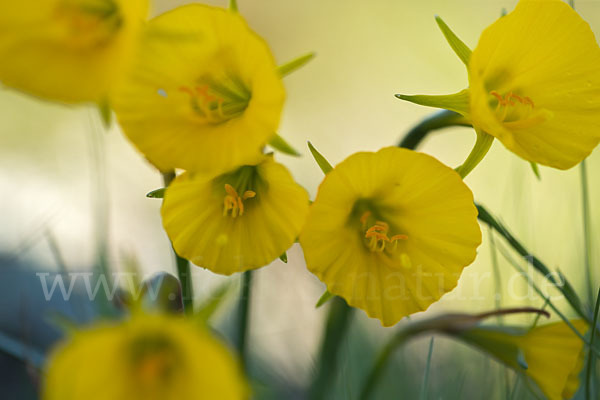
[1, 0, 599, 398]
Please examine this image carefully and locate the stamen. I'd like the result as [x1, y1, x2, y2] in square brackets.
[489, 90, 543, 129]
[223, 184, 256, 218]
[362, 218, 408, 254]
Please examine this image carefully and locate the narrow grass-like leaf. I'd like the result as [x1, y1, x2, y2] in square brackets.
[420, 337, 435, 400]
[585, 288, 600, 400]
[435, 16, 471, 66]
[308, 141, 333, 174]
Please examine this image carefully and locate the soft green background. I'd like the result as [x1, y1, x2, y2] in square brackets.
[0, 0, 599, 397]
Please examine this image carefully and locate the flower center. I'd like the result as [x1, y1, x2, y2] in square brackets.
[55, 0, 123, 49]
[180, 74, 251, 125]
[223, 183, 256, 218]
[489, 90, 548, 130]
[129, 334, 179, 385]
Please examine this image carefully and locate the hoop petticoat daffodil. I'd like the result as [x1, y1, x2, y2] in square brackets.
[113, 4, 285, 174]
[460, 319, 588, 400]
[161, 155, 309, 275]
[300, 147, 481, 326]
[43, 312, 248, 400]
[0, 0, 148, 103]
[398, 0, 600, 172]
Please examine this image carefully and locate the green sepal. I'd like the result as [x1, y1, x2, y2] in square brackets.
[315, 290, 334, 308]
[529, 162, 541, 180]
[146, 188, 166, 198]
[395, 89, 470, 117]
[455, 128, 494, 178]
[308, 141, 333, 175]
[279, 252, 288, 263]
[269, 134, 301, 156]
[435, 16, 472, 67]
[458, 326, 529, 372]
[278, 52, 316, 77]
[97, 99, 112, 128]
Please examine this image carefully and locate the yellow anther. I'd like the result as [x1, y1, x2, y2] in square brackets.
[223, 184, 256, 218]
[363, 219, 408, 254]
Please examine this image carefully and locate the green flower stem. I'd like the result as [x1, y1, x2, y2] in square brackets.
[580, 160, 594, 307]
[162, 172, 194, 315]
[309, 296, 354, 400]
[398, 110, 470, 149]
[237, 270, 253, 369]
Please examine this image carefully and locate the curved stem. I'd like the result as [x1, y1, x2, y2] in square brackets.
[162, 172, 194, 315]
[455, 129, 494, 178]
[398, 110, 470, 150]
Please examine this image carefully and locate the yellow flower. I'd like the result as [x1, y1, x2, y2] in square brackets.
[43, 313, 248, 400]
[113, 4, 285, 174]
[469, 0, 600, 169]
[0, 0, 148, 103]
[161, 156, 308, 275]
[461, 320, 588, 400]
[399, 0, 600, 170]
[299, 147, 481, 326]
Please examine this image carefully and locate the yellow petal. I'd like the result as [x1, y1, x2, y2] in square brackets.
[300, 147, 481, 326]
[0, 0, 148, 103]
[162, 157, 308, 275]
[469, 0, 600, 169]
[520, 319, 588, 400]
[113, 4, 285, 174]
[43, 313, 248, 400]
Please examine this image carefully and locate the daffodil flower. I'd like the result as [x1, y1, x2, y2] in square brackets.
[398, 0, 600, 171]
[43, 312, 248, 400]
[113, 4, 285, 174]
[161, 156, 308, 275]
[0, 0, 148, 103]
[460, 319, 588, 400]
[300, 147, 481, 326]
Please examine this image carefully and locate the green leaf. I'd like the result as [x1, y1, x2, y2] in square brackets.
[269, 134, 301, 156]
[146, 188, 166, 198]
[529, 162, 541, 180]
[455, 129, 494, 178]
[435, 16, 472, 66]
[315, 290, 334, 308]
[396, 89, 470, 116]
[278, 52, 316, 77]
[308, 141, 333, 174]
[97, 99, 112, 128]
[279, 252, 288, 263]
